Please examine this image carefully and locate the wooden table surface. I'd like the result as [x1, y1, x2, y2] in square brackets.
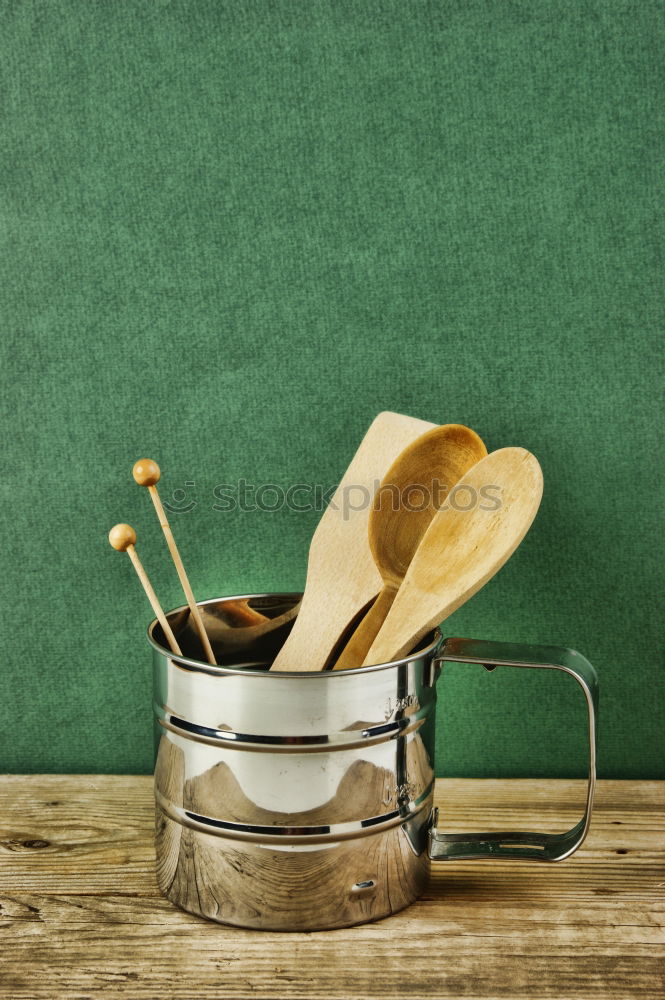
[0, 776, 662, 1000]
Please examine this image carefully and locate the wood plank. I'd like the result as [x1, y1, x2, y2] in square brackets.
[0, 776, 663, 1000]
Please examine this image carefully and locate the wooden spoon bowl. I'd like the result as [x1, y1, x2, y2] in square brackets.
[361, 447, 544, 667]
[332, 424, 487, 669]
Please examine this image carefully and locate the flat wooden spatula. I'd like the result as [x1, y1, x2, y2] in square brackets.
[269, 410, 436, 671]
[360, 447, 544, 667]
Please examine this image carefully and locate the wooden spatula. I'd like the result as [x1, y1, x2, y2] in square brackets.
[360, 447, 543, 667]
[269, 411, 436, 671]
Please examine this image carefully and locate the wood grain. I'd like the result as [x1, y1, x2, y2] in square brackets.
[153, 734, 435, 929]
[0, 776, 663, 999]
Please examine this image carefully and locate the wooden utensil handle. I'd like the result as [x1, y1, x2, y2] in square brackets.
[126, 545, 182, 656]
[331, 587, 397, 670]
[148, 485, 217, 665]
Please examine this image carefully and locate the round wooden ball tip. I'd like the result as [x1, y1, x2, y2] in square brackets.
[109, 523, 137, 551]
[133, 458, 161, 487]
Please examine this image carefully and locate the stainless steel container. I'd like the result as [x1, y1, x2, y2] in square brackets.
[150, 593, 598, 931]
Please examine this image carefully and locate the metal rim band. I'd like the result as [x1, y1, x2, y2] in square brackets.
[155, 788, 434, 845]
[147, 592, 442, 676]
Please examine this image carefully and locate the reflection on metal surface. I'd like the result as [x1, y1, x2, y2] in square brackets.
[151, 594, 598, 930]
[152, 593, 437, 929]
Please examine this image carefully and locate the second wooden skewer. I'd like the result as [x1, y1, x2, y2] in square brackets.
[133, 458, 217, 666]
[108, 523, 182, 657]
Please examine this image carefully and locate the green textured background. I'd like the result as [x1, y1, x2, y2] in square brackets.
[1, 0, 663, 778]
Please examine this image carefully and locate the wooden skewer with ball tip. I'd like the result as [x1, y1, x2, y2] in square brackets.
[132, 459, 217, 666]
[108, 523, 182, 657]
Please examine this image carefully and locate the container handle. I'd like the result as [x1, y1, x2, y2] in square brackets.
[428, 637, 598, 863]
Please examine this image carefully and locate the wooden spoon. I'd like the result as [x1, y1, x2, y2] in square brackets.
[269, 411, 436, 671]
[358, 447, 543, 667]
[332, 424, 487, 669]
